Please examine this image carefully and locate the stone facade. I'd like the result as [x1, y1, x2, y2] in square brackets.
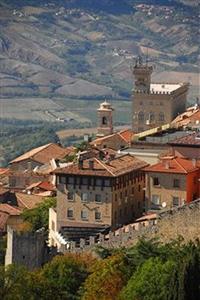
[132, 60, 189, 132]
[5, 226, 56, 270]
[97, 101, 114, 137]
[49, 154, 148, 248]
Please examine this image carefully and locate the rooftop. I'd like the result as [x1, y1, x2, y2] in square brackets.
[172, 105, 200, 127]
[169, 132, 200, 147]
[15, 193, 46, 209]
[55, 153, 148, 177]
[91, 129, 133, 147]
[150, 83, 186, 94]
[144, 156, 199, 174]
[10, 143, 71, 164]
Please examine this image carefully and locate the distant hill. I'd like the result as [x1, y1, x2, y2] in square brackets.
[0, 0, 199, 100]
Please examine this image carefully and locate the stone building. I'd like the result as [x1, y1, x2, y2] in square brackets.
[97, 100, 114, 137]
[132, 57, 189, 132]
[9, 143, 71, 190]
[144, 156, 200, 210]
[49, 153, 148, 249]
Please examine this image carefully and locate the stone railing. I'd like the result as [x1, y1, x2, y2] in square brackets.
[62, 199, 200, 253]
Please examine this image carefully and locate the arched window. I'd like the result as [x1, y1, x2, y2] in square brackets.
[159, 112, 165, 122]
[138, 111, 144, 122]
[149, 112, 155, 122]
[81, 209, 88, 220]
[67, 208, 73, 218]
[102, 116, 107, 125]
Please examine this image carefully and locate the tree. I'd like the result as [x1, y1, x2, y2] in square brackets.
[81, 254, 125, 300]
[22, 197, 56, 231]
[41, 254, 89, 300]
[120, 257, 175, 300]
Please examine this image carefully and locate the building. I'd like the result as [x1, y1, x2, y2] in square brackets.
[9, 143, 71, 190]
[132, 57, 189, 132]
[144, 156, 200, 210]
[0, 204, 22, 234]
[97, 100, 114, 137]
[91, 129, 133, 150]
[49, 153, 148, 249]
[171, 105, 200, 129]
[169, 132, 200, 159]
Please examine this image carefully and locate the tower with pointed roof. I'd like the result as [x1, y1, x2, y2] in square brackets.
[97, 100, 114, 137]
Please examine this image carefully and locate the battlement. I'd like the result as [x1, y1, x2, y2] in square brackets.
[62, 199, 200, 252]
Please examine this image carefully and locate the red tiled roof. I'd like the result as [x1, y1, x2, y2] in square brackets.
[0, 204, 22, 215]
[16, 193, 46, 209]
[172, 106, 200, 127]
[90, 132, 127, 147]
[0, 168, 9, 175]
[144, 156, 199, 174]
[55, 154, 148, 177]
[26, 181, 56, 191]
[169, 132, 200, 146]
[118, 129, 134, 143]
[10, 143, 71, 164]
[0, 204, 22, 231]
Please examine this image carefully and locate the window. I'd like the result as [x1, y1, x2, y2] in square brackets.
[115, 194, 117, 201]
[172, 197, 179, 207]
[138, 185, 141, 192]
[132, 187, 134, 194]
[51, 221, 55, 231]
[102, 116, 107, 125]
[149, 112, 155, 122]
[140, 101, 143, 105]
[159, 112, 165, 122]
[173, 179, 180, 188]
[138, 111, 144, 122]
[95, 194, 102, 203]
[81, 209, 88, 220]
[152, 195, 160, 205]
[95, 211, 101, 220]
[68, 176, 74, 184]
[59, 176, 66, 184]
[81, 192, 88, 202]
[153, 177, 160, 186]
[104, 179, 110, 187]
[82, 177, 88, 185]
[67, 208, 73, 218]
[124, 207, 127, 216]
[67, 191, 74, 201]
[96, 178, 102, 186]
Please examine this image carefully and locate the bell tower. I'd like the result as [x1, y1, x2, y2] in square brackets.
[97, 100, 114, 137]
[132, 56, 153, 93]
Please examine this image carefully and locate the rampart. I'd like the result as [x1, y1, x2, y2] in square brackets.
[63, 199, 200, 253]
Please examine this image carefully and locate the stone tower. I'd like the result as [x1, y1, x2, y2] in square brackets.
[132, 57, 189, 133]
[132, 56, 153, 93]
[97, 100, 114, 137]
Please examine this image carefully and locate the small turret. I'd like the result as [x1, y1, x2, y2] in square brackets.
[97, 100, 114, 137]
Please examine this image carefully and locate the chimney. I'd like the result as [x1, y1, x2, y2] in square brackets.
[89, 160, 94, 170]
[192, 159, 196, 168]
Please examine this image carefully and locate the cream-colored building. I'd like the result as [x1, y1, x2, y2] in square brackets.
[49, 154, 148, 249]
[132, 58, 189, 132]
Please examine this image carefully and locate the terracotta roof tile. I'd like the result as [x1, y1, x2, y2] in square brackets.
[16, 193, 46, 209]
[10, 143, 71, 164]
[169, 132, 200, 146]
[172, 106, 200, 127]
[144, 156, 199, 174]
[55, 154, 148, 177]
[0, 204, 22, 215]
[118, 129, 134, 143]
